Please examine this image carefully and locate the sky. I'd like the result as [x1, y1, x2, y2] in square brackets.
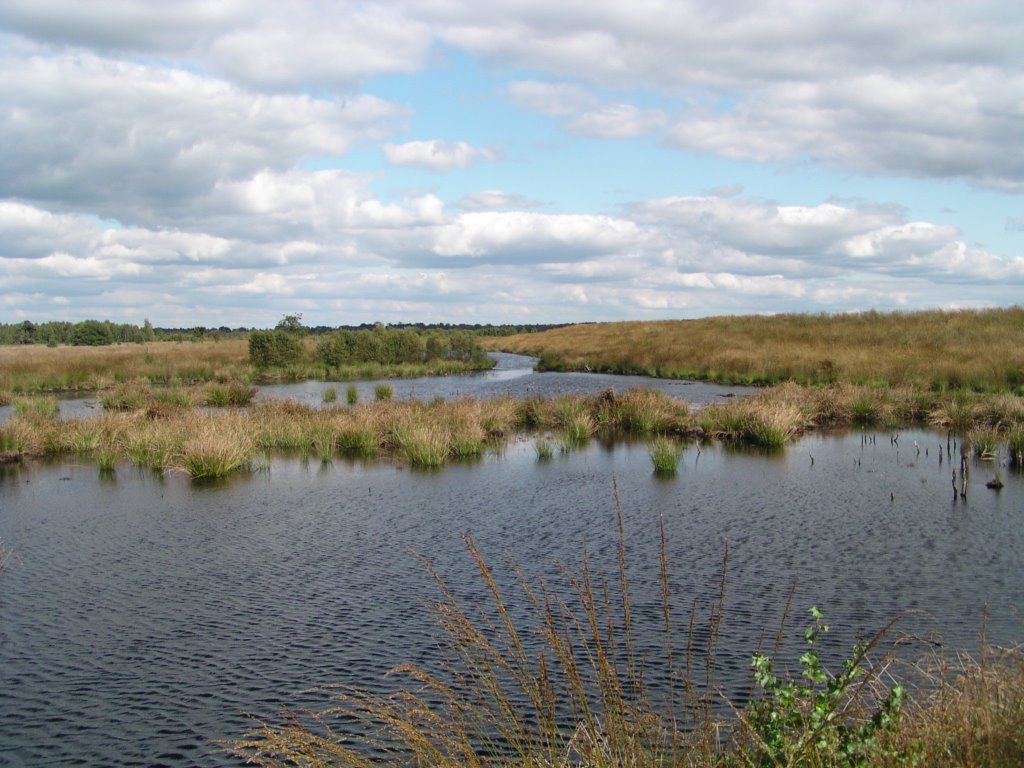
[1, 1, 1023, 328]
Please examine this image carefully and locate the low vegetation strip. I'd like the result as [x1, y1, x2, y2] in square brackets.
[486, 308, 1024, 391]
[0, 333, 493, 395]
[4, 384, 1024, 477]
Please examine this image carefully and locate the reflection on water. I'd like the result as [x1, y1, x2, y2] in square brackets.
[1, 430, 1022, 766]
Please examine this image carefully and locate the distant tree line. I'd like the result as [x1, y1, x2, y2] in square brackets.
[248, 315, 492, 369]
[0, 315, 569, 348]
[0, 319, 157, 346]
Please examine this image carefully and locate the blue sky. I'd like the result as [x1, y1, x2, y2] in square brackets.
[0, 1, 1022, 327]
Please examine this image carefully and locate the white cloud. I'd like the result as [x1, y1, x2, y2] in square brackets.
[0, 50, 406, 227]
[566, 103, 666, 138]
[382, 140, 500, 171]
[429, 211, 640, 261]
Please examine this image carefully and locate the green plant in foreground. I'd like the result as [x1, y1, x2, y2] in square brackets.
[742, 607, 907, 768]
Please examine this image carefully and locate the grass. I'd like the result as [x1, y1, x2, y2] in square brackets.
[486, 307, 1024, 392]
[0, 337, 494, 396]
[230, 510, 1024, 768]
[346, 384, 359, 405]
[8, 385, 1024, 474]
[323, 386, 338, 404]
[374, 384, 394, 401]
[12, 395, 59, 419]
[649, 436, 683, 474]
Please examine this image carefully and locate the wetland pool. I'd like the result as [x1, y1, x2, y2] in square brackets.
[1, 429, 1022, 766]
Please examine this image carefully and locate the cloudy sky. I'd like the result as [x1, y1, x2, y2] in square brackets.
[1, 1, 1023, 327]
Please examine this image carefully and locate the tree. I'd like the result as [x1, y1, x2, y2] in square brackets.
[275, 313, 307, 335]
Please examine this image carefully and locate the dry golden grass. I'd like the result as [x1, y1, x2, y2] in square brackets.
[0, 339, 251, 392]
[486, 308, 1024, 391]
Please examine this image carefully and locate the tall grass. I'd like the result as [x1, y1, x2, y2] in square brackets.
[487, 308, 1024, 392]
[649, 436, 683, 474]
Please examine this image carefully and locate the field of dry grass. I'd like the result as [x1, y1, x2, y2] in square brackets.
[486, 308, 1024, 391]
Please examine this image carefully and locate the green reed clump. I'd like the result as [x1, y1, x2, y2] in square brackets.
[391, 421, 450, 467]
[101, 383, 151, 411]
[95, 442, 118, 472]
[649, 436, 683, 474]
[1007, 425, 1024, 467]
[346, 384, 359, 405]
[12, 395, 59, 419]
[322, 386, 338, 404]
[374, 384, 394, 401]
[336, 425, 378, 457]
[205, 380, 256, 407]
[969, 426, 1000, 459]
[929, 394, 979, 432]
[175, 416, 255, 479]
[534, 436, 554, 461]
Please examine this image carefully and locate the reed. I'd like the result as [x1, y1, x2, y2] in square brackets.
[534, 436, 554, 461]
[1007, 425, 1024, 467]
[649, 436, 683, 474]
[391, 421, 451, 467]
[374, 384, 394, 401]
[323, 386, 338, 404]
[346, 384, 359, 405]
[174, 413, 255, 480]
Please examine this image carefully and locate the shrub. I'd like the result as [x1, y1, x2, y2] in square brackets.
[248, 330, 304, 369]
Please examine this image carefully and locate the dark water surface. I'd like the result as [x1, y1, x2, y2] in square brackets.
[1, 430, 1023, 766]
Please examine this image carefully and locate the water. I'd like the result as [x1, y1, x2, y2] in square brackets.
[1, 429, 1022, 766]
[0, 353, 754, 426]
[255, 351, 756, 406]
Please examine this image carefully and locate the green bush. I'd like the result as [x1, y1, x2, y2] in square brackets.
[248, 330, 304, 369]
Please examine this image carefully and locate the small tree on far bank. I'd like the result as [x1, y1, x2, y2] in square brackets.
[248, 330, 304, 369]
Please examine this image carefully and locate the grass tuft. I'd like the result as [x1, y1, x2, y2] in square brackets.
[649, 436, 683, 474]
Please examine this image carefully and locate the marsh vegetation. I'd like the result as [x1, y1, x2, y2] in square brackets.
[488, 307, 1024, 392]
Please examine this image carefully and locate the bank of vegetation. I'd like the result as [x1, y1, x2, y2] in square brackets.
[487, 307, 1024, 392]
[0, 323, 494, 396]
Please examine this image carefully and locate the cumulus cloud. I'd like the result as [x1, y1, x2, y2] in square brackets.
[0, 50, 406, 226]
[383, 140, 500, 171]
